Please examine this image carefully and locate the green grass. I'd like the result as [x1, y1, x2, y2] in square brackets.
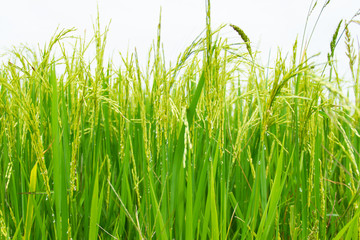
[1, 1, 360, 239]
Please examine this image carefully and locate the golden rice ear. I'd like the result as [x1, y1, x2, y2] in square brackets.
[229, 24, 252, 57]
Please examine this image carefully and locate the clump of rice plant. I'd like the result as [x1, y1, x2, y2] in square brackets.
[0, 1, 360, 239]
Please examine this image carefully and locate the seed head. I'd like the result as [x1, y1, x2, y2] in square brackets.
[230, 24, 252, 57]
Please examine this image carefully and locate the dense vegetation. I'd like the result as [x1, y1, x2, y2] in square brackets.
[1, 2, 360, 239]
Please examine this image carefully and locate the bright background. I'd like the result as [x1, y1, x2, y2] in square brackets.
[1, 0, 359, 77]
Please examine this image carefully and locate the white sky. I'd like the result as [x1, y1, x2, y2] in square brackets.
[1, 0, 359, 78]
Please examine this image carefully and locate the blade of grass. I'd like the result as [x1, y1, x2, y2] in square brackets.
[50, 64, 68, 240]
[23, 162, 37, 239]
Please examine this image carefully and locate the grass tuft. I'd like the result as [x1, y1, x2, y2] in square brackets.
[0, 1, 360, 239]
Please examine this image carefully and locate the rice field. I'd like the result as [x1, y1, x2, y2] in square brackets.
[1, 2, 360, 239]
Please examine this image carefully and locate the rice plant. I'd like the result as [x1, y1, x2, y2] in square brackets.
[1, 1, 360, 239]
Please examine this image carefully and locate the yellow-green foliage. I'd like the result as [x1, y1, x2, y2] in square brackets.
[0, 2, 360, 239]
